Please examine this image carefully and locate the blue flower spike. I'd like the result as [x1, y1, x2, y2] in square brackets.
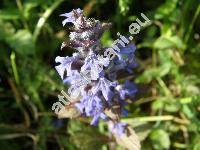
[55, 9, 139, 141]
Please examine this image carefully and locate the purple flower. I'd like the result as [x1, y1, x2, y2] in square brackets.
[60, 8, 83, 26]
[87, 96, 107, 125]
[92, 77, 116, 101]
[121, 109, 129, 117]
[117, 44, 136, 61]
[106, 44, 137, 80]
[109, 121, 127, 136]
[75, 95, 107, 125]
[120, 45, 137, 73]
[116, 80, 137, 99]
[74, 94, 89, 113]
[110, 44, 137, 73]
[55, 54, 79, 79]
[55, 9, 138, 136]
[81, 52, 109, 80]
[63, 70, 90, 85]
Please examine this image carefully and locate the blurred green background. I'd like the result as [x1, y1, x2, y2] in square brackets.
[0, 0, 200, 149]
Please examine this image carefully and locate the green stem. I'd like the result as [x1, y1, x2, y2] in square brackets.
[122, 115, 174, 123]
[10, 52, 20, 85]
[16, 0, 29, 30]
[33, 0, 64, 42]
[184, 4, 200, 44]
[122, 115, 190, 124]
[152, 48, 157, 67]
[156, 77, 172, 97]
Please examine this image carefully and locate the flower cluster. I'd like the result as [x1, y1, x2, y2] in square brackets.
[55, 9, 137, 136]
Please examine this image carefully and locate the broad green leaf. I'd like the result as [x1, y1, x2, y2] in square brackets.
[194, 144, 200, 150]
[9, 29, 35, 55]
[153, 36, 184, 49]
[182, 105, 194, 119]
[180, 97, 193, 104]
[0, 21, 15, 40]
[101, 31, 113, 46]
[192, 135, 200, 150]
[119, 0, 131, 16]
[154, 0, 178, 19]
[150, 129, 170, 149]
[69, 124, 106, 150]
[24, 2, 38, 19]
[136, 63, 171, 83]
[152, 100, 164, 111]
[0, 9, 20, 20]
[164, 103, 179, 113]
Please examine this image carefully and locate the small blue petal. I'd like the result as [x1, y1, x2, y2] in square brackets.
[90, 115, 99, 126]
[100, 113, 107, 120]
[118, 80, 137, 99]
[55, 56, 78, 79]
[109, 122, 127, 136]
[75, 103, 84, 113]
[81, 52, 109, 80]
[92, 78, 116, 101]
[60, 8, 83, 26]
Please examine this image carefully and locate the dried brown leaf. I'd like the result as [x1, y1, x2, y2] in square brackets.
[114, 127, 141, 150]
[57, 107, 81, 119]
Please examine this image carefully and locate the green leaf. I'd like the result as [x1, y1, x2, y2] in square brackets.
[154, 0, 178, 19]
[154, 37, 174, 49]
[153, 36, 184, 50]
[0, 9, 20, 20]
[164, 103, 179, 113]
[182, 105, 194, 119]
[9, 29, 35, 55]
[0, 21, 15, 41]
[152, 100, 164, 111]
[24, 2, 38, 19]
[150, 129, 170, 149]
[101, 31, 113, 46]
[136, 64, 171, 83]
[69, 123, 106, 150]
[194, 144, 200, 150]
[192, 135, 200, 150]
[119, 0, 131, 16]
[180, 97, 193, 104]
